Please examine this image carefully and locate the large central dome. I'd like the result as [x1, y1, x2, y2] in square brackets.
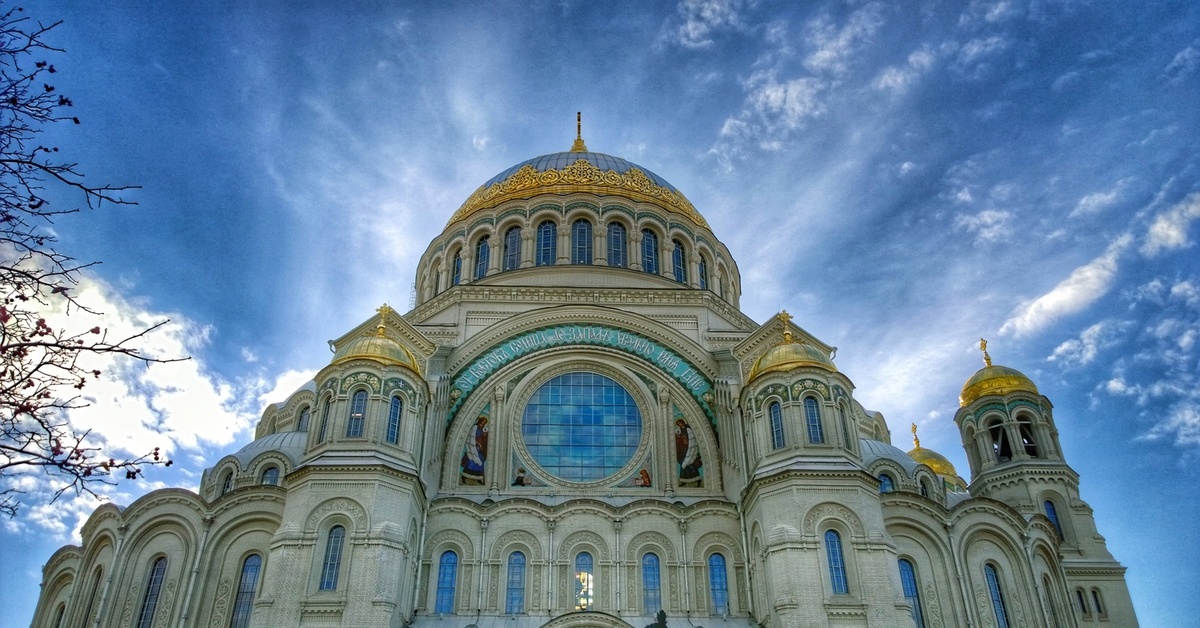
[447, 142, 708, 228]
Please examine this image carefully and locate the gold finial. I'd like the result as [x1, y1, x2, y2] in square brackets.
[979, 338, 992, 367]
[570, 111, 589, 152]
[376, 303, 392, 337]
[911, 422, 921, 449]
[776, 310, 793, 326]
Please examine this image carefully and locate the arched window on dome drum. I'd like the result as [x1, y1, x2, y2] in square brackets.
[537, 221, 557, 266]
[435, 551, 458, 613]
[878, 473, 894, 493]
[221, 471, 233, 495]
[709, 553, 730, 615]
[672, 239, 688, 283]
[432, 269, 440, 296]
[296, 406, 310, 432]
[607, 222, 627, 268]
[1091, 589, 1105, 617]
[451, 251, 462, 286]
[988, 420, 1012, 462]
[505, 551, 526, 614]
[261, 466, 279, 486]
[346, 390, 367, 438]
[229, 554, 262, 628]
[824, 530, 848, 594]
[698, 254, 709, 289]
[1044, 500, 1063, 539]
[319, 526, 345, 591]
[572, 219, 593, 264]
[642, 553, 662, 613]
[984, 564, 1011, 628]
[317, 397, 331, 443]
[1075, 587, 1090, 616]
[1018, 418, 1039, 457]
[136, 557, 168, 628]
[474, 236, 490, 280]
[805, 397, 824, 444]
[503, 226, 521, 271]
[386, 396, 402, 444]
[838, 405, 852, 450]
[575, 552, 594, 611]
[642, 229, 659, 274]
[898, 559, 926, 628]
[919, 478, 931, 497]
[769, 401, 785, 450]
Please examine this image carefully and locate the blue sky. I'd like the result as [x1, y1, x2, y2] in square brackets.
[2, 1, 1197, 625]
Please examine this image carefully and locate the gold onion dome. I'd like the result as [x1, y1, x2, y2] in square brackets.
[446, 112, 708, 229]
[959, 339, 1038, 406]
[332, 323, 420, 374]
[907, 423, 957, 477]
[748, 328, 836, 381]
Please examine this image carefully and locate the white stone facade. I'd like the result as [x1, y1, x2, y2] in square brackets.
[32, 144, 1137, 628]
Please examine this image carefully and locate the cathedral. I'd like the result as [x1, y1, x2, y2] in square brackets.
[33, 124, 1137, 628]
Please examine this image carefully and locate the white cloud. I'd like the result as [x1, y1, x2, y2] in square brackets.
[1141, 193, 1200, 257]
[872, 47, 936, 94]
[1144, 402, 1200, 446]
[664, 0, 752, 49]
[1070, 178, 1131, 217]
[1048, 321, 1114, 366]
[954, 209, 1012, 243]
[1163, 44, 1198, 84]
[1000, 235, 1131, 337]
[803, 3, 886, 77]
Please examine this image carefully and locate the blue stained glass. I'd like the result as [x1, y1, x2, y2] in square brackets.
[985, 564, 1010, 628]
[436, 551, 458, 613]
[537, 221, 557, 266]
[899, 559, 926, 628]
[642, 553, 662, 612]
[522, 372, 641, 482]
[709, 554, 729, 615]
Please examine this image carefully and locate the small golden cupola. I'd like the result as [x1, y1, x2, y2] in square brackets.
[959, 338, 1038, 407]
[907, 423, 957, 477]
[331, 306, 421, 375]
[748, 311, 836, 381]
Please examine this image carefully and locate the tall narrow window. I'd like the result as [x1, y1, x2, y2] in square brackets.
[607, 223, 627, 268]
[229, 554, 262, 628]
[709, 553, 729, 615]
[537, 221, 557, 266]
[346, 390, 367, 438]
[878, 474, 894, 493]
[221, 472, 233, 495]
[261, 466, 279, 486]
[474, 236, 490, 280]
[642, 553, 662, 613]
[1044, 500, 1063, 539]
[136, 557, 168, 628]
[698, 254, 709, 289]
[296, 407, 310, 432]
[572, 220, 592, 264]
[984, 564, 1010, 628]
[81, 568, 103, 628]
[386, 396, 402, 444]
[805, 397, 824, 444]
[575, 552, 594, 611]
[451, 251, 462, 286]
[503, 226, 521, 271]
[898, 559, 926, 628]
[1076, 588, 1090, 616]
[319, 526, 345, 591]
[505, 551, 526, 614]
[51, 604, 66, 628]
[825, 530, 848, 594]
[989, 421, 1012, 462]
[838, 405, 852, 449]
[433, 269, 440, 296]
[1019, 419, 1039, 457]
[769, 401, 785, 449]
[672, 239, 688, 283]
[435, 551, 458, 613]
[1043, 575, 1064, 628]
[317, 398, 331, 443]
[1091, 589, 1105, 617]
[642, 229, 659, 274]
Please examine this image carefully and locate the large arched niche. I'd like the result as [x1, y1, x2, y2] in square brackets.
[442, 348, 717, 494]
[541, 610, 636, 628]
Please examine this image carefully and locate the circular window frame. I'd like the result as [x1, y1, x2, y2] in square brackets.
[511, 361, 653, 489]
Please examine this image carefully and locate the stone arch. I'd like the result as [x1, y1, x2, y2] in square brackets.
[694, 530, 743, 562]
[559, 530, 609, 561]
[424, 528, 475, 561]
[626, 530, 677, 562]
[540, 610, 635, 628]
[803, 502, 865, 537]
[490, 529, 544, 561]
[304, 497, 368, 533]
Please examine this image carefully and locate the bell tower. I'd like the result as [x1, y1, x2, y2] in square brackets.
[954, 340, 1138, 625]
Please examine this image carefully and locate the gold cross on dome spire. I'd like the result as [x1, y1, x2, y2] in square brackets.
[776, 310, 794, 343]
[570, 111, 589, 152]
[911, 422, 921, 449]
[979, 338, 992, 367]
[376, 303, 393, 337]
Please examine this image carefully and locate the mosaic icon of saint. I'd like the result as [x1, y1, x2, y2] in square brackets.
[461, 415, 488, 485]
[675, 418, 702, 486]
